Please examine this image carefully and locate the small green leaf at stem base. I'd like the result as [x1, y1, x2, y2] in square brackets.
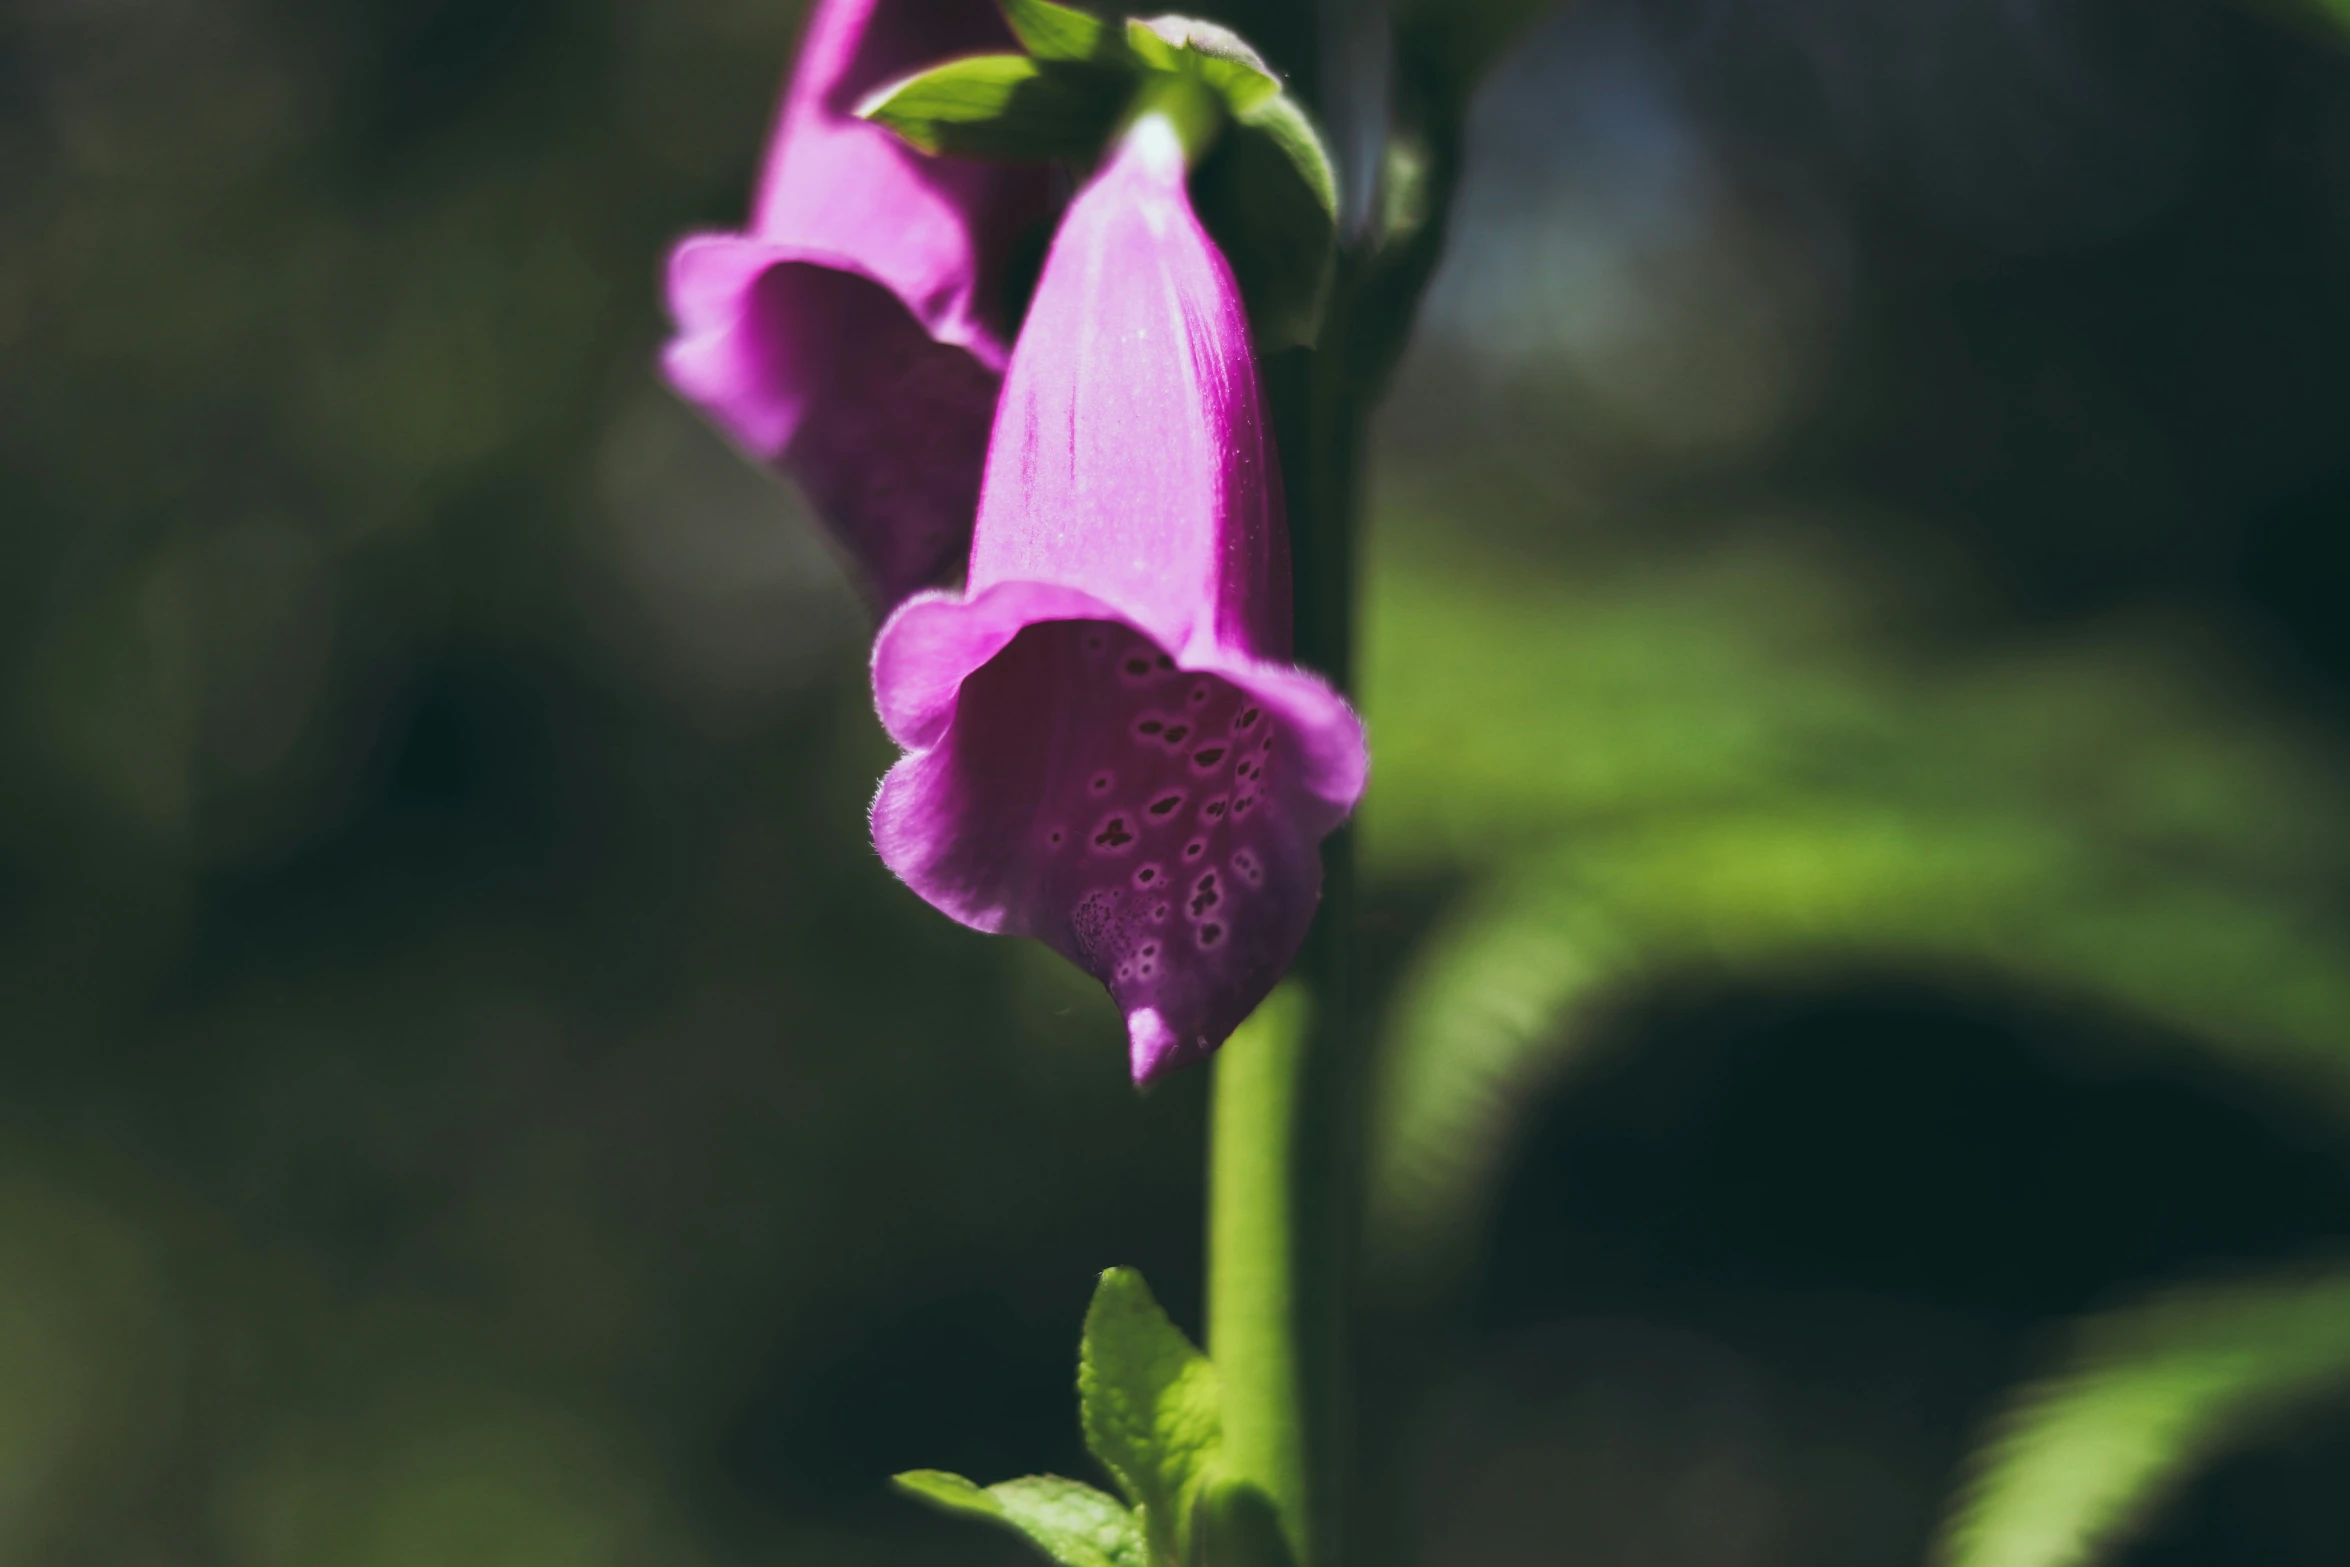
[858, 53, 1131, 162]
[895, 1470, 1149, 1567]
[1079, 1267, 1225, 1567]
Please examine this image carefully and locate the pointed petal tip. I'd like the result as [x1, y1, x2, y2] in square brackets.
[1127, 1007, 1188, 1086]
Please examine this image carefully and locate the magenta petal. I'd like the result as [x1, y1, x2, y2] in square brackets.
[869, 122, 1369, 1083]
[668, 257, 998, 605]
[965, 121, 1291, 660]
[872, 618, 1359, 1081]
[660, 0, 1051, 607]
[749, 0, 1042, 365]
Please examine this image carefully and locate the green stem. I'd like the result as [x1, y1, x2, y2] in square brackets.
[1208, 982, 1312, 1560]
[1206, 5, 1483, 1556]
[1208, 290, 1366, 1567]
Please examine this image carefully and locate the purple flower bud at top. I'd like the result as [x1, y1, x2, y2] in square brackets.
[662, 0, 1053, 607]
[869, 118, 1370, 1084]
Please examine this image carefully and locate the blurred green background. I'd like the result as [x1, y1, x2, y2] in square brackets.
[7, 0, 2350, 1562]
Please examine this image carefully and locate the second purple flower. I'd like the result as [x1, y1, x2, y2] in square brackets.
[661, 0, 1053, 607]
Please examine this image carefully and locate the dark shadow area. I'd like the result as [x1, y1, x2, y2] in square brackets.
[1394, 976, 2350, 1566]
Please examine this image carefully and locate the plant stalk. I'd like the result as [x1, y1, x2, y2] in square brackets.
[1208, 287, 1365, 1567]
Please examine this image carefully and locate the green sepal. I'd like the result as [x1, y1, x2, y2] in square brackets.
[857, 52, 1132, 162]
[864, 10, 1338, 347]
[1000, 0, 1131, 65]
[895, 1470, 1149, 1567]
[1108, 16, 1339, 347]
[1078, 1267, 1225, 1567]
[1190, 90, 1338, 349]
[1126, 16, 1281, 113]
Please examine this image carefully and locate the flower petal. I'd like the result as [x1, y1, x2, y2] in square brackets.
[660, 0, 1053, 607]
[867, 116, 1368, 1082]
[967, 116, 1290, 662]
[667, 254, 998, 605]
[873, 614, 1362, 1081]
[753, 0, 1045, 364]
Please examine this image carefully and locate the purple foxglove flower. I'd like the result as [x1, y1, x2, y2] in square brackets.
[869, 118, 1370, 1084]
[662, 0, 1052, 607]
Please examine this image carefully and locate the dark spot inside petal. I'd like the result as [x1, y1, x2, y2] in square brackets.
[1190, 686, 1210, 705]
[1149, 794, 1183, 817]
[1233, 796, 1254, 815]
[1203, 799, 1227, 819]
[1189, 873, 1220, 918]
[1125, 658, 1151, 676]
[1072, 890, 1117, 955]
[1049, 830, 1063, 846]
[1091, 773, 1113, 793]
[1094, 817, 1134, 849]
[1138, 719, 1163, 736]
[1163, 724, 1190, 745]
[1136, 867, 1156, 885]
[1199, 923, 1224, 947]
[1184, 841, 1205, 859]
[1237, 707, 1259, 728]
[1193, 747, 1226, 769]
[1156, 655, 1175, 671]
[1153, 903, 1169, 920]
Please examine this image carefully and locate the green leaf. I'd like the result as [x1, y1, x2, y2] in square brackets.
[1110, 14, 1337, 347]
[874, 10, 1333, 343]
[1936, 1265, 2350, 1567]
[1353, 514, 2350, 1310]
[1079, 1267, 1224, 1567]
[1190, 92, 1337, 349]
[1125, 16, 1281, 112]
[857, 53, 1130, 162]
[1361, 809, 2350, 1301]
[1361, 512, 2350, 889]
[896, 1470, 1149, 1567]
[1000, 0, 1129, 65]
[1235, 92, 1337, 222]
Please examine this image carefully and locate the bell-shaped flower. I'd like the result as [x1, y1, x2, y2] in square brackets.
[662, 0, 1053, 606]
[869, 116, 1369, 1084]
